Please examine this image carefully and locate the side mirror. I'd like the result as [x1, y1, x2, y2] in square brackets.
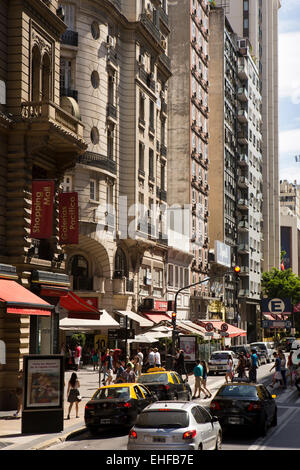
[212, 416, 219, 423]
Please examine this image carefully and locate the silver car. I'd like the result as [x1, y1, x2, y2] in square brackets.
[127, 401, 222, 451]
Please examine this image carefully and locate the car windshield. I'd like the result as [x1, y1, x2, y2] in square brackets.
[217, 385, 258, 398]
[137, 373, 168, 384]
[210, 353, 231, 361]
[93, 387, 130, 400]
[135, 410, 189, 428]
[251, 343, 266, 350]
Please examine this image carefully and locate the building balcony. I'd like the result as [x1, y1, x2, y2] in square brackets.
[237, 198, 249, 211]
[237, 62, 248, 81]
[237, 87, 248, 102]
[107, 50, 118, 70]
[238, 220, 249, 231]
[238, 289, 250, 298]
[78, 151, 117, 175]
[237, 154, 249, 166]
[158, 53, 172, 76]
[240, 266, 249, 276]
[238, 108, 248, 123]
[238, 175, 249, 188]
[61, 30, 78, 47]
[139, 12, 161, 46]
[237, 129, 248, 145]
[238, 243, 249, 254]
[107, 103, 117, 122]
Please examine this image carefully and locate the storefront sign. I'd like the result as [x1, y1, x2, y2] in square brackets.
[25, 357, 62, 408]
[30, 180, 55, 239]
[153, 300, 168, 311]
[261, 298, 292, 316]
[59, 192, 79, 244]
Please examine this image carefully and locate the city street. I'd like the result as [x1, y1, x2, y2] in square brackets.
[46, 363, 300, 451]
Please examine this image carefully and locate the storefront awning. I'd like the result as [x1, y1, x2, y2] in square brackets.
[176, 320, 206, 338]
[115, 310, 154, 328]
[0, 279, 53, 316]
[60, 291, 100, 320]
[59, 310, 120, 331]
[200, 320, 246, 338]
[142, 312, 171, 324]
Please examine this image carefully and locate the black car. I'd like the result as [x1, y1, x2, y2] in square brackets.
[84, 383, 157, 435]
[210, 382, 277, 436]
[137, 367, 192, 401]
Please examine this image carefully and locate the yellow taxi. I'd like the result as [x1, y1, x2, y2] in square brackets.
[137, 367, 192, 401]
[84, 382, 156, 435]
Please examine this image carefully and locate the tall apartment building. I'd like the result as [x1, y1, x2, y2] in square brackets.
[280, 180, 300, 275]
[168, 0, 211, 319]
[215, 0, 281, 272]
[60, 0, 173, 328]
[208, 7, 263, 340]
[0, 0, 86, 409]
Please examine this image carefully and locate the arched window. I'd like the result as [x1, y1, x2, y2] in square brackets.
[42, 53, 51, 101]
[32, 46, 41, 101]
[68, 255, 92, 290]
[114, 248, 128, 278]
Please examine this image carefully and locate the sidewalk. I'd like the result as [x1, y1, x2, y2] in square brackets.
[0, 366, 103, 451]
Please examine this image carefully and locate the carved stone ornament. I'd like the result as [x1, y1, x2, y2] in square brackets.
[32, 29, 52, 58]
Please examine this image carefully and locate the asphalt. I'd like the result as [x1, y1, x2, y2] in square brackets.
[0, 365, 198, 451]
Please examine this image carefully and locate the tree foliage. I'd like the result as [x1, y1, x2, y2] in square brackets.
[261, 268, 300, 305]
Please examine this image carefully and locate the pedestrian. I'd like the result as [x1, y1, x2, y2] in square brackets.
[101, 349, 109, 383]
[200, 360, 212, 398]
[295, 363, 300, 393]
[66, 372, 81, 419]
[147, 348, 155, 370]
[287, 351, 294, 386]
[225, 355, 234, 383]
[92, 349, 99, 371]
[74, 342, 82, 371]
[192, 360, 204, 399]
[105, 350, 114, 385]
[14, 369, 23, 417]
[279, 350, 287, 388]
[114, 361, 125, 383]
[67, 346, 73, 370]
[236, 353, 247, 379]
[175, 349, 188, 381]
[136, 347, 143, 376]
[270, 352, 283, 388]
[249, 348, 258, 383]
[154, 348, 161, 367]
[122, 362, 136, 383]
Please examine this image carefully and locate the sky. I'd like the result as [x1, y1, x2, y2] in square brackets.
[278, 0, 300, 183]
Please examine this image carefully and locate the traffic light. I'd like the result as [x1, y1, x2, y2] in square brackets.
[234, 266, 241, 275]
[171, 311, 177, 327]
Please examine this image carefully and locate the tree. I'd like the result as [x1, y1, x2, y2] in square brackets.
[261, 268, 300, 334]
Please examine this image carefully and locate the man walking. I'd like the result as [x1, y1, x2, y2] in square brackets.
[154, 348, 161, 367]
[249, 348, 258, 383]
[192, 360, 204, 399]
[146, 348, 155, 370]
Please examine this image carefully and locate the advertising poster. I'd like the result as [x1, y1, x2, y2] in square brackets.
[179, 335, 197, 362]
[30, 180, 55, 239]
[26, 358, 61, 408]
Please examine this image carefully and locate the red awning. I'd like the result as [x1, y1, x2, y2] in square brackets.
[200, 320, 247, 338]
[0, 280, 53, 316]
[40, 284, 69, 298]
[60, 291, 100, 320]
[142, 312, 171, 324]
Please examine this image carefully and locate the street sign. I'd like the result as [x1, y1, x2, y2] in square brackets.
[220, 331, 229, 337]
[205, 332, 214, 337]
[262, 320, 292, 329]
[220, 323, 228, 332]
[261, 298, 292, 316]
[205, 322, 214, 332]
[108, 329, 119, 340]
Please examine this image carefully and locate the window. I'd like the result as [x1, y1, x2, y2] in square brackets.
[149, 100, 154, 130]
[90, 179, 97, 200]
[134, 386, 144, 399]
[149, 148, 154, 178]
[60, 58, 72, 93]
[108, 74, 114, 105]
[168, 264, 174, 287]
[91, 70, 99, 89]
[160, 164, 165, 190]
[62, 175, 72, 192]
[139, 142, 144, 171]
[61, 3, 75, 30]
[107, 127, 114, 159]
[114, 247, 128, 277]
[139, 91, 145, 122]
[0, 79, 6, 105]
[91, 21, 100, 39]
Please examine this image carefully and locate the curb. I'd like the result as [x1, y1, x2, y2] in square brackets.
[32, 426, 87, 450]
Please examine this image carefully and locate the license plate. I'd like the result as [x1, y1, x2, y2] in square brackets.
[228, 417, 242, 425]
[153, 437, 166, 443]
[100, 419, 111, 424]
[217, 366, 224, 370]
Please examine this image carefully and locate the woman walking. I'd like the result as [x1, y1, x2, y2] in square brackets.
[225, 355, 234, 383]
[200, 361, 212, 398]
[66, 372, 81, 419]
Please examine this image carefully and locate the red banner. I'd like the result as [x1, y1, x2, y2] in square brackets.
[59, 192, 79, 244]
[30, 180, 55, 239]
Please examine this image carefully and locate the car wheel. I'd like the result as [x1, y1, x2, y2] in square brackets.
[271, 409, 277, 427]
[259, 415, 268, 437]
[214, 432, 222, 450]
[87, 426, 99, 436]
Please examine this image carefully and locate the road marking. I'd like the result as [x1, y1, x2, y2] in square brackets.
[248, 406, 296, 450]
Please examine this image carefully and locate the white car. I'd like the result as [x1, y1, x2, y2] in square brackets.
[291, 340, 300, 350]
[250, 342, 274, 363]
[208, 350, 239, 375]
[127, 401, 222, 451]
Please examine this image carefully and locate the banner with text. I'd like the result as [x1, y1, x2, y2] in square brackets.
[59, 192, 79, 244]
[30, 180, 55, 239]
